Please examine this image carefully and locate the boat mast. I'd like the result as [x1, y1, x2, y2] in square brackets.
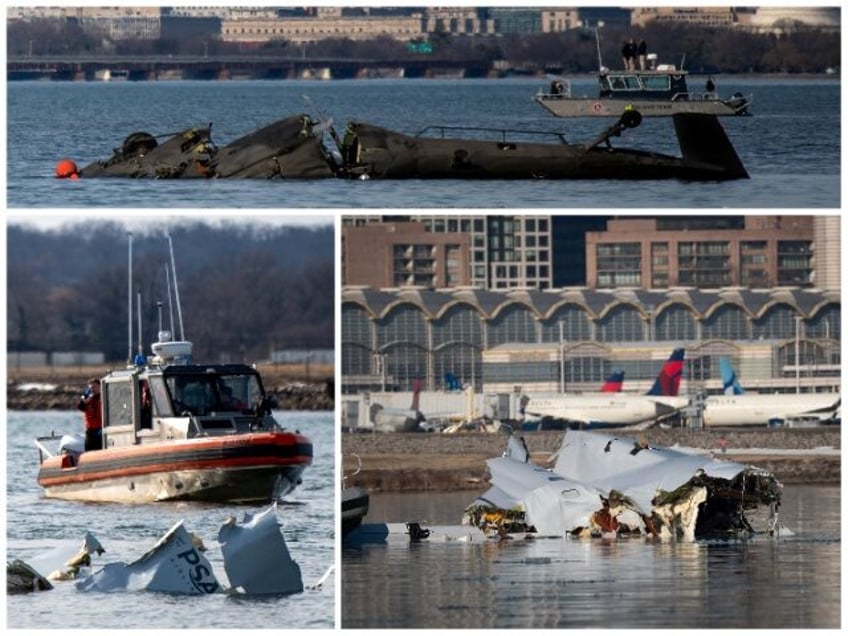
[127, 232, 133, 364]
[165, 263, 176, 337]
[167, 233, 185, 341]
[594, 25, 603, 71]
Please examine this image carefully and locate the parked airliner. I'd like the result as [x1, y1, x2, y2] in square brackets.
[522, 349, 689, 428]
[369, 379, 425, 432]
[702, 358, 840, 427]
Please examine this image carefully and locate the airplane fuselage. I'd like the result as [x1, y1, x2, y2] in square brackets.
[703, 393, 840, 427]
[525, 394, 689, 428]
[372, 409, 422, 433]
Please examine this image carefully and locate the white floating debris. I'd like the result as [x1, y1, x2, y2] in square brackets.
[218, 504, 303, 595]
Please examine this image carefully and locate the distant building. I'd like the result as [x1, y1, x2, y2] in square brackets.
[541, 7, 631, 32]
[343, 215, 555, 290]
[342, 221, 472, 288]
[221, 10, 425, 44]
[631, 7, 740, 28]
[812, 216, 841, 291]
[342, 215, 833, 293]
[341, 285, 840, 394]
[488, 8, 542, 33]
[585, 216, 816, 289]
[425, 7, 495, 35]
[745, 7, 841, 32]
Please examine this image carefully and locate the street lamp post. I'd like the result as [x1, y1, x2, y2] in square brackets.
[373, 352, 386, 392]
[559, 321, 566, 393]
[794, 315, 802, 394]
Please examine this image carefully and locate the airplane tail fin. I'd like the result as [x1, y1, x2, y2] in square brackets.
[646, 348, 685, 396]
[719, 357, 745, 395]
[600, 370, 625, 393]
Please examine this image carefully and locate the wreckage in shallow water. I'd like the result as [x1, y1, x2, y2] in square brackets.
[466, 430, 782, 541]
[7, 505, 308, 596]
[63, 114, 337, 179]
[58, 109, 749, 182]
[339, 111, 749, 181]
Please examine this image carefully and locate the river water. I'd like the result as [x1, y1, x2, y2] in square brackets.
[6, 410, 336, 629]
[6, 77, 840, 208]
[342, 486, 840, 629]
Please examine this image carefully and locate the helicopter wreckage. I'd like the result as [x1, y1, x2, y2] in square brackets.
[56, 109, 748, 182]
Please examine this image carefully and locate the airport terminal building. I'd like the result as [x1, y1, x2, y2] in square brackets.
[341, 285, 840, 397]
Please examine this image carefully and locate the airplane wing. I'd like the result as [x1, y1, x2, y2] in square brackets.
[770, 397, 841, 423]
[644, 396, 689, 410]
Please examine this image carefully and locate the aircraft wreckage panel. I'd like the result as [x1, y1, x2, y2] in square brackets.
[8, 504, 305, 596]
[465, 430, 782, 541]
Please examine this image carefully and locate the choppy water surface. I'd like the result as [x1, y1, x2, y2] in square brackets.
[6, 410, 336, 630]
[342, 487, 840, 629]
[6, 77, 840, 208]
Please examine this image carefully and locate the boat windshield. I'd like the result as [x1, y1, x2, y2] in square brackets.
[165, 372, 263, 415]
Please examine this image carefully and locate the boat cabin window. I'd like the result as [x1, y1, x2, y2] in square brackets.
[147, 377, 172, 417]
[641, 75, 671, 90]
[165, 372, 262, 415]
[606, 74, 643, 92]
[103, 379, 134, 428]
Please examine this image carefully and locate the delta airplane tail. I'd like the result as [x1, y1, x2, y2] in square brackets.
[600, 370, 625, 393]
[719, 358, 745, 395]
[646, 348, 685, 396]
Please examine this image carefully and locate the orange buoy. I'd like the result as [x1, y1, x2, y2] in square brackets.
[55, 159, 79, 180]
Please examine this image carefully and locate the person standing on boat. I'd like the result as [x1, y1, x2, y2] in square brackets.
[626, 38, 637, 70]
[140, 380, 153, 429]
[78, 378, 103, 451]
[705, 75, 716, 97]
[621, 41, 630, 70]
[638, 40, 647, 70]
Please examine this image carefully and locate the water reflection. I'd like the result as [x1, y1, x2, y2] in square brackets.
[343, 485, 840, 628]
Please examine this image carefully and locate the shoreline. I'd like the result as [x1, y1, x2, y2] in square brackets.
[7, 365, 334, 411]
[343, 429, 841, 491]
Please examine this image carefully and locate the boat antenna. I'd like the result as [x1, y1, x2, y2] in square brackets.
[136, 287, 143, 360]
[165, 263, 175, 336]
[127, 232, 133, 364]
[594, 25, 603, 71]
[157, 300, 164, 335]
[166, 233, 185, 341]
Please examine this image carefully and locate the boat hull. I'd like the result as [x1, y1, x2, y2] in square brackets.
[342, 486, 370, 536]
[535, 95, 750, 118]
[37, 432, 313, 504]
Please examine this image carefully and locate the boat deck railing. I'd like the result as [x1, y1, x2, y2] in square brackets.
[415, 125, 569, 145]
[343, 453, 362, 488]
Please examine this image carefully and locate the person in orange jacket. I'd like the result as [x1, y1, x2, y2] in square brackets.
[78, 378, 103, 451]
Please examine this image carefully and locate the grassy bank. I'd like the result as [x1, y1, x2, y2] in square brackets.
[342, 428, 841, 492]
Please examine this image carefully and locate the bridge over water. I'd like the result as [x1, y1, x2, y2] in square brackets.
[7, 54, 494, 81]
